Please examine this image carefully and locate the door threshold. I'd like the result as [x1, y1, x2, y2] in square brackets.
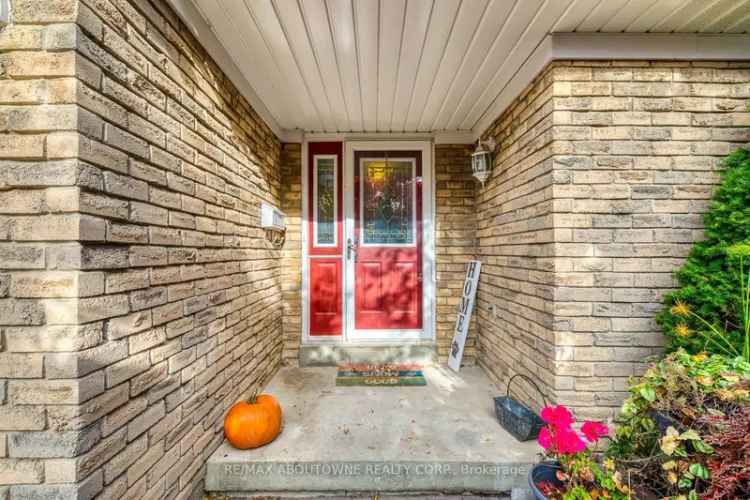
[299, 343, 437, 367]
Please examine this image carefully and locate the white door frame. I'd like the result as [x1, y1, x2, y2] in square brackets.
[301, 139, 436, 345]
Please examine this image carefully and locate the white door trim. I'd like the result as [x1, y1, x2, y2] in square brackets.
[301, 140, 436, 345]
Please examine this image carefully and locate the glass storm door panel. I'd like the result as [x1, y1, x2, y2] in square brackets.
[353, 151, 422, 330]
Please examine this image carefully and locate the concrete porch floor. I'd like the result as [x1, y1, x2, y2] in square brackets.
[205, 365, 541, 497]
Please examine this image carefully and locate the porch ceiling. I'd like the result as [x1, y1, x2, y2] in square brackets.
[171, 0, 750, 139]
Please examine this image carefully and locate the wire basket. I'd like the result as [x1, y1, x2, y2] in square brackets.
[493, 373, 548, 442]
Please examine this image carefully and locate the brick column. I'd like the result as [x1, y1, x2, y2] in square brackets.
[1, 1, 98, 496]
[477, 60, 750, 420]
[0, 0, 285, 497]
[280, 143, 302, 365]
[549, 61, 749, 419]
[434, 145, 479, 363]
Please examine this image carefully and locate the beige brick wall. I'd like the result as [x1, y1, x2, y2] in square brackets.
[0, 0, 284, 497]
[478, 60, 750, 419]
[475, 65, 558, 412]
[280, 143, 302, 365]
[434, 145, 478, 363]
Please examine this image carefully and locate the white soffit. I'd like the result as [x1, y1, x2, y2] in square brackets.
[169, 0, 750, 142]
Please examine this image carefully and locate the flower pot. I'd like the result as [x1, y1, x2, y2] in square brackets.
[649, 409, 683, 433]
[528, 461, 564, 500]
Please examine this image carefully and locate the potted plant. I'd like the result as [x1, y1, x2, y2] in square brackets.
[606, 350, 750, 498]
[529, 405, 631, 500]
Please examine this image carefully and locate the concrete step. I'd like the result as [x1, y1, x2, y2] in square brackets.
[205, 366, 539, 498]
[206, 459, 535, 496]
[299, 344, 438, 367]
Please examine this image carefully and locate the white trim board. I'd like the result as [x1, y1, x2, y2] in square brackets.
[471, 33, 750, 139]
[284, 131, 475, 145]
[552, 33, 750, 61]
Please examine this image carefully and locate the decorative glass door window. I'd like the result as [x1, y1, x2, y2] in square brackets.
[308, 142, 343, 337]
[360, 158, 415, 245]
[313, 155, 337, 246]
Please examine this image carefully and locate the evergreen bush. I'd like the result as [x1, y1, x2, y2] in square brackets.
[657, 148, 750, 356]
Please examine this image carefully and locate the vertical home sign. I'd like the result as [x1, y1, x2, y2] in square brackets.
[448, 260, 481, 371]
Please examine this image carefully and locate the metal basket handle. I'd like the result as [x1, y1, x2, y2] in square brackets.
[506, 373, 549, 408]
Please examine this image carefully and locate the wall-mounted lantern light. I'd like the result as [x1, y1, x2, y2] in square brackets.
[471, 137, 496, 186]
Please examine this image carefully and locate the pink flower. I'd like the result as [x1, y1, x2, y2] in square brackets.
[540, 405, 574, 429]
[581, 421, 609, 442]
[555, 426, 587, 453]
[537, 404, 590, 455]
[538, 426, 553, 449]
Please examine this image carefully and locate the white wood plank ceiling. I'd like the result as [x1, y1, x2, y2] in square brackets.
[186, 0, 750, 135]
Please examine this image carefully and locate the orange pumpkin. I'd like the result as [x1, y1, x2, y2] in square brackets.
[224, 391, 282, 449]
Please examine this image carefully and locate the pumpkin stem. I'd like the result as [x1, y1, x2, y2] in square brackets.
[248, 388, 258, 404]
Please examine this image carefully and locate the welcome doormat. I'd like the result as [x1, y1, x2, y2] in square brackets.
[336, 363, 427, 386]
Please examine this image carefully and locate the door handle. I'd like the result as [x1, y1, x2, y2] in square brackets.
[347, 238, 358, 261]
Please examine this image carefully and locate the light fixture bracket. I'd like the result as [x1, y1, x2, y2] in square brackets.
[479, 137, 496, 151]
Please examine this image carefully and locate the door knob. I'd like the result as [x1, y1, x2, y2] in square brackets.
[347, 238, 358, 261]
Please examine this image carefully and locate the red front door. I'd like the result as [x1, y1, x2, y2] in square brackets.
[353, 151, 422, 330]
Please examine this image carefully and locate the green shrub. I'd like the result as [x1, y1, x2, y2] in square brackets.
[657, 149, 750, 356]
